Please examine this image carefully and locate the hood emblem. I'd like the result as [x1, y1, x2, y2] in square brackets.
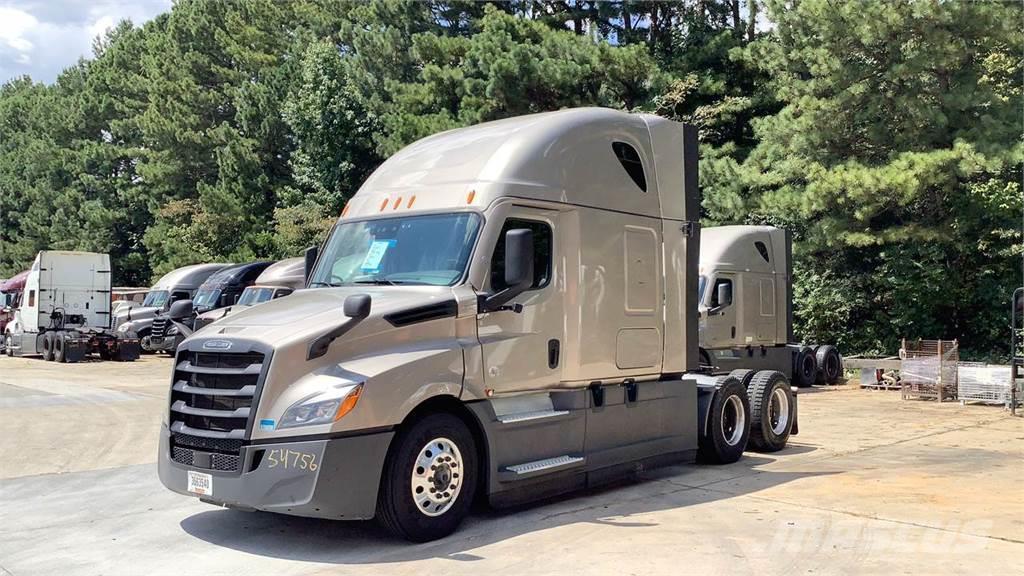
[202, 340, 233, 350]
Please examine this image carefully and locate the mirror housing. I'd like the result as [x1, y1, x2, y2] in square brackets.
[483, 228, 534, 312]
[708, 282, 733, 316]
[344, 293, 372, 319]
[167, 299, 195, 321]
[304, 245, 319, 285]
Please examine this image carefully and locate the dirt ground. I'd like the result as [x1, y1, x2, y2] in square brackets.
[0, 355, 1021, 576]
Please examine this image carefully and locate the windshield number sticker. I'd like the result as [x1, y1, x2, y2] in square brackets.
[360, 239, 396, 273]
[266, 448, 319, 472]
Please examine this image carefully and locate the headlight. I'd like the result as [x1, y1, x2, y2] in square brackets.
[166, 325, 179, 335]
[117, 323, 131, 333]
[278, 383, 363, 429]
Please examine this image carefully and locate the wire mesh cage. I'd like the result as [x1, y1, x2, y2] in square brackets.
[957, 363, 1016, 406]
[900, 339, 958, 402]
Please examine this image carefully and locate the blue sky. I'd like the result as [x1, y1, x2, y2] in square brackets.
[0, 0, 171, 84]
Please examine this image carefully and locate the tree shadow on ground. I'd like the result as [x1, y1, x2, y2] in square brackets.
[179, 445, 834, 565]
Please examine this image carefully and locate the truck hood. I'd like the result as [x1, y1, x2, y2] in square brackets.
[113, 306, 159, 328]
[198, 286, 460, 345]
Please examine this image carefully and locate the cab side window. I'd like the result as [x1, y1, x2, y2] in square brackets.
[490, 218, 552, 291]
[170, 291, 189, 302]
[28, 290, 35, 307]
[273, 289, 292, 299]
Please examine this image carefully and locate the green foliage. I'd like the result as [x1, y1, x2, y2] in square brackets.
[0, 0, 1019, 359]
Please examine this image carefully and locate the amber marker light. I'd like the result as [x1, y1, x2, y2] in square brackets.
[334, 384, 363, 421]
[407, 195, 416, 208]
[393, 197, 403, 210]
[341, 204, 350, 217]
[379, 198, 388, 211]
[466, 190, 476, 204]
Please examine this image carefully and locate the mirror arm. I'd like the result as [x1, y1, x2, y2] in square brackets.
[307, 318, 364, 361]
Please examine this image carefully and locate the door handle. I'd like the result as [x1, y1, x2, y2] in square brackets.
[548, 339, 560, 369]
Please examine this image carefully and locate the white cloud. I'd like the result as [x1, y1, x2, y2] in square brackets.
[0, 1, 171, 84]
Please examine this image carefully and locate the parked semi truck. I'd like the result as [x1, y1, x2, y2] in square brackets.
[146, 261, 273, 354]
[114, 263, 231, 349]
[3, 251, 140, 361]
[698, 226, 843, 387]
[158, 108, 799, 541]
[192, 257, 305, 331]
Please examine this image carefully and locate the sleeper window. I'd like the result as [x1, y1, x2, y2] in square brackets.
[490, 219, 552, 291]
[612, 141, 647, 192]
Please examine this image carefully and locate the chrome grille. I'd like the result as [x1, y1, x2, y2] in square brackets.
[169, 349, 264, 441]
[151, 316, 169, 338]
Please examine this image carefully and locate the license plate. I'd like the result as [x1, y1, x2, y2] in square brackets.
[187, 471, 213, 496]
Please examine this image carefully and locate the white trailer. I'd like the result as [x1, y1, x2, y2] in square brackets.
[3, 251, 140, 362]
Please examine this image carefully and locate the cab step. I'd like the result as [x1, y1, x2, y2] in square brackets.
[499, 454, 584, 481]
[496, 408, 569, 424]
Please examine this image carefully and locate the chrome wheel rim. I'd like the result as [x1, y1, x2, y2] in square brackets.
[769, 387, 790, 435]
[722, 395, 745, 446]
[411, 437, 464, 517]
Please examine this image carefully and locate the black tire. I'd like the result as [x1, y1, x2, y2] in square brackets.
[729, 369, 756, 390]
[815, 345, 842, 384]
[698, 376, 751, 464]
[98, 346, 112, 361]
[793, 346, 817, 388]
[747, 370, 794, 452]
[4, 334, 12, 357]
[42, 333, 54, 361]
[377, 413, 478, 542]
[54, 332, 66, 363]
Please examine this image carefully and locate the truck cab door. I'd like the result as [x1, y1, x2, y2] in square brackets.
[704, 274, 736, 348]
[476, 207, 563, 395]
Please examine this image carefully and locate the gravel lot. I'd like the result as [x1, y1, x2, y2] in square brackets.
[1, 355, 1021, 576]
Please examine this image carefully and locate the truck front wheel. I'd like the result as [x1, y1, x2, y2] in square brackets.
[377, 413, 478, 542]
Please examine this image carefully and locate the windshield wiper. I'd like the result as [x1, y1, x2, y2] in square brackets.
[309, 281, 344, 287]
[352, 278, 398, 286]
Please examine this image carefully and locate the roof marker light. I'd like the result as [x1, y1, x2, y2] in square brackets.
[393, 197, 403, 210]
[407, 195, 416, 208]
[466, 190, 476, 204]
[341, 204, 350, 217]
[379, 198, 388, 212]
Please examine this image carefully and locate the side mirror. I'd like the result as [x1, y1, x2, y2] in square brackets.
[304, 245, 319, 284]
[717, 282, 733, 308]
[167, 299, 195, 321]
[307, 293, 372, 361]
[483, 228, 534, 312]
[343, 293, 371, 319]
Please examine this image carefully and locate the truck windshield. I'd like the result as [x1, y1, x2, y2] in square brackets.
[311, 213, 482, 287]
[238, 287, 274, 306]
[142, 290, 169, 308]
[193, 288, 221, 309]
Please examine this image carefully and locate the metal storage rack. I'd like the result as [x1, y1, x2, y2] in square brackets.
[900, 339, 958, 402]
[957, 363, 1016, 407]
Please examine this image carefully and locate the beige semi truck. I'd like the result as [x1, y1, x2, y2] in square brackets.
[158, 108, 799, 541]
[699, 226, 843, 387]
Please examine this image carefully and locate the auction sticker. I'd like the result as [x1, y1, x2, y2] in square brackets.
[187, 471, 213, 496]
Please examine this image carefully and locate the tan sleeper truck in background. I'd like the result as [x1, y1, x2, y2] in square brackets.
[158, 108, 799, 541]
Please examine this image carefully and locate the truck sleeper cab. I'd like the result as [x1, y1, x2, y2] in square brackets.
[158, 108, 794, 541]
[191, 257, 306, 331]
[114, 263, 231, 350]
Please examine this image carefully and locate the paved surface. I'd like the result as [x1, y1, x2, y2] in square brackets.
[1, 355, 1022, 575]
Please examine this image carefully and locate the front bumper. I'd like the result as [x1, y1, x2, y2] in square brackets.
[157, 425, 394, 520]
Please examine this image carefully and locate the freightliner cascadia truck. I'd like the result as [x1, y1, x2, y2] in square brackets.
[158, 108, 799, 541]
[698, 226, 843, 387]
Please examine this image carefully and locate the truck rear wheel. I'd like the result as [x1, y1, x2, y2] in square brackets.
[377, 412, 478, 542]
[729, 369, 756, 390]
[54, 332, 67, 363]
[747, 370, 794, 452]
[698, 376, 751, 464]
[815, 345, 842, 384]
[41, 333, 54, 361]
[793, 346, 817, 388]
